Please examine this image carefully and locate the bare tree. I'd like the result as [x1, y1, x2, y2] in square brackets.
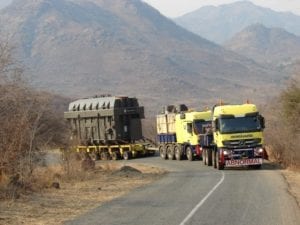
[0, 39, 70, 197]
[265, 76, 300, 168]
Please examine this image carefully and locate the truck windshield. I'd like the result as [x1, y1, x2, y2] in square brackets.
[193, 120, 211, 134]
[219, 116, 262, 134]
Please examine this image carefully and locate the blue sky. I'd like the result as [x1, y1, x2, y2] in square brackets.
[1, 0, 300, 18]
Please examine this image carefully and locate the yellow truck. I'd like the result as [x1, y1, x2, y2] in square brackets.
[202, 103, 265, 169]
[157, 105, 211, 161]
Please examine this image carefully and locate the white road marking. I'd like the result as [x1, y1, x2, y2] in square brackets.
[179, 171, 225, 225]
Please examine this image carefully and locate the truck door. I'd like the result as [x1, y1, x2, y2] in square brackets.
[183, 122, 193, 143]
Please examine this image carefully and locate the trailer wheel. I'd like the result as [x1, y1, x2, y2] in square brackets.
[90, 151, 100, 161]
[101, 152, 110, 160]
[175, 145, 182, 161]
[111, 152, 120, 161]
[167, 145, 175, 160]
[186, 146, 194, 161]
[123, 151, 132, 160]
[80, 151, 89, 160]
[216, 152, 224, 170]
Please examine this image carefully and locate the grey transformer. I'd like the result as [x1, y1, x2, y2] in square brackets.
[64, 96, 145, 146]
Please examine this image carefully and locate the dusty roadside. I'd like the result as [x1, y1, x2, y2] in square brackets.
[0, 162, 166, 225]
[282, 169, 300, 208]
[1, 159, 299, 225]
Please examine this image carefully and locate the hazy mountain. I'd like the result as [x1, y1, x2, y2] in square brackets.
[224, 24, 300, 66]
[0, 0, 281, 113]
[174, 1, 300, 44]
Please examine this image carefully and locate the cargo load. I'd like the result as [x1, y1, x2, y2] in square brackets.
[64, 95, 155, 160]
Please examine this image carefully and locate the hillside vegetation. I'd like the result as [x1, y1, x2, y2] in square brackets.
[0, 0, 283, 112]
[0, 41, 69, 198]
[266, 77, 300, 168]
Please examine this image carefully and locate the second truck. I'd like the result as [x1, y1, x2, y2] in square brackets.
[156, 105, 211, 161]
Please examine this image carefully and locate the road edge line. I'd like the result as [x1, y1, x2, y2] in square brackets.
[179, 171, 225, 225]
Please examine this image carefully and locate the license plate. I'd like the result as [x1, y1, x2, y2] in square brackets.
[225, 158, 263, 167]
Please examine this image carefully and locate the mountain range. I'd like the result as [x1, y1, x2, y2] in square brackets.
[0, 0, 285, 114]
[174, 1, 300, 44]
[224, 24, 300, 67]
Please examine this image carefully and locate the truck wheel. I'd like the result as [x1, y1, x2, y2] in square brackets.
[216, 152, 224, 170]
[159, 145, 167, 160]
[212, 150, 217, 168]
[203, 149, 207, 165]
[207, 149, 213, 166]
[175, 145, 182, 160]
[186, 146, 194, 161]
[123, 151, 131, 160]
[167, 145, 175, 160]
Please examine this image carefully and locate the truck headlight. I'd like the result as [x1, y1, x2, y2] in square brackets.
[254, 147, 264, 156]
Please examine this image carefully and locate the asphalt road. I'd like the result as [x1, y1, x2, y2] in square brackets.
[65, 157, 300, 225]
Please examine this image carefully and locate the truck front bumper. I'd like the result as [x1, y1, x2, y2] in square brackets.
[225, 158, 263, 167]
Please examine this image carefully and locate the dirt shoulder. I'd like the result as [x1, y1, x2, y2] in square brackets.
[0, 162, 166, 225]
[1, 159, 299, 225]
[282, 169, 300, 208]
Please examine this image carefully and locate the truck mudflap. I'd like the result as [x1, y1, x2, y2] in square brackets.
[225, 158, 263, 167]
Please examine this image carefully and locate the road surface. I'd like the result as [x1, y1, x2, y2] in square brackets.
[65, 157, 300, 225]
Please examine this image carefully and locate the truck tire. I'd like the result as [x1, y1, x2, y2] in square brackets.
[175, 145, 182, 160]
[167, 145, 175, 160]
[212, 150, 217, 168]
[203, 149, 207, 165]
[186, 146, 194, 161]
[159, 145, 167, 160]
[216, 152, 224, 170]
[207, 149, 212, 166]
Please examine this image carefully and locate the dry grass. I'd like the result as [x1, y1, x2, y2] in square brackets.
[0, 161, 165, 225]
[264, 77, 300, 169]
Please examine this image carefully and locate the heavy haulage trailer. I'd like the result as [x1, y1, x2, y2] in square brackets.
[201, 103, 265, 169]
[156, 104, 211, 161]
[64, 95, 155, 160]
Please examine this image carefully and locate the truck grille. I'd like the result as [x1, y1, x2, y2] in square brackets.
[231, 148, 254, 159]
[222, 138, 261, 149]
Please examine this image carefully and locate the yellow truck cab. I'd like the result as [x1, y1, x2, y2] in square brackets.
[202, 103, 265, 169]
[157, 105, 211, 161]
